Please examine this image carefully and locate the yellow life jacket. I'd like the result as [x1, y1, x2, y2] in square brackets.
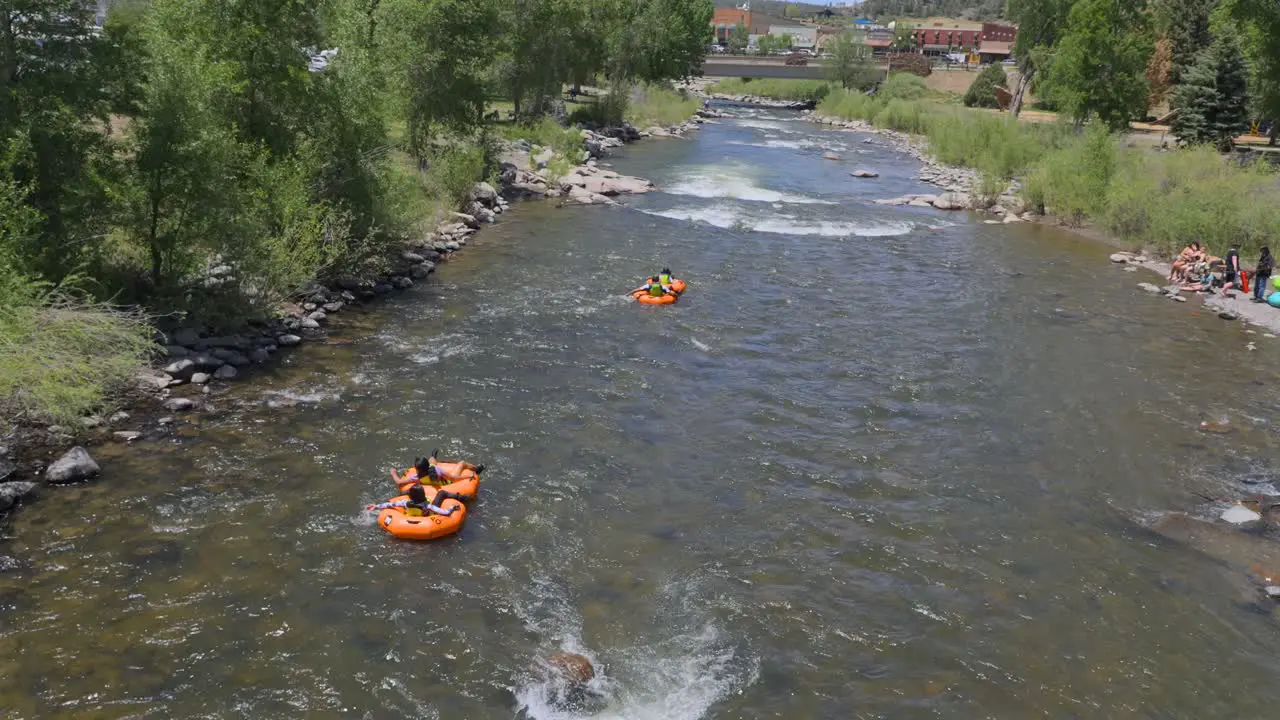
[648, 282, 665, 297]
[404, 505, 425, 517]
[659, 273, 672, 285]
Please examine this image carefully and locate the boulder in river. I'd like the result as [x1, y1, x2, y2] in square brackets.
[214, 364, 238, 381]
[544, 652, 595, 685]
[1138, 283, 1163, 294]
[850, 169, 879, 178]
[1222, 504, 1263, 525]
[112, 431, 142, 442]
[0, 481, 37, 512]
[163, 397, 197, 412]
[163, 358, 196, 380]
[0, 458, 16, 483]
[190, 372, 211, 385]
[1109, 253, 1131, 263]
[821, 151, 842, 161]
[46, 446, 100, 484]
[931, 192, 969, 211]
[277, 334, 302, 347]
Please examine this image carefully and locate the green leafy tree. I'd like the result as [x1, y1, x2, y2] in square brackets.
[1040, 0, 1151, 130]
[891, 22, 916, 51]
[1227, 0, 1280, 144]
[756, 33, 792, 56]
[1005, 0, 1072, 116]
[123, 21, 246, 287]
[1172, 31, 1250, 151]
[0, 0, 114, 284]
[99, 1, 151, 115]
[963, 62, 1008, 108]
[727, 22, 749, 54]
[380, 0, 500, 156]
[826, 33, 876, 89]
[497, 0, 588, 121]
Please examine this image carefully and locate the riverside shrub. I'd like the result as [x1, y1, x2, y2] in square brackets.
[713, 78, 831, 101]
[963, 63, 1008, 108]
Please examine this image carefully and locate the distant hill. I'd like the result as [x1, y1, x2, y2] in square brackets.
[712, 1, 859, 19]
[855, 0, 1006, 21]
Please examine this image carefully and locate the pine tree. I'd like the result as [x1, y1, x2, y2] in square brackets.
[1172, 31, 1251, 151]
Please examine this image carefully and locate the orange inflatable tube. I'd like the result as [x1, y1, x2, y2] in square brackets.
[377, 488, 467, 541]
[633, 290, 677, 305]
[392, 462, 480, 498]
[669, 278, 687, 294]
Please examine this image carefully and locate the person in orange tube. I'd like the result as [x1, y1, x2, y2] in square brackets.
[366, 483, 460, 517]
[630, 276, 670, 298]
[409, 448, 484, 486]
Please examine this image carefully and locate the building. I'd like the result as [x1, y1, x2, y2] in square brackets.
[908, 17, 984, 55]
[978, 22, 1017, 63]
[768, 24, 818, 51]
[711, 8, 751, 44]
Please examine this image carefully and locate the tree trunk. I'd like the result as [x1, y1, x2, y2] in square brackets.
[1010, 64, 1035, 118]
[1270, 122, 1277, 147]
[148, 178, 163, 286]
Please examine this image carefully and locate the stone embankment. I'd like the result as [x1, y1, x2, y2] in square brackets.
[0, 116, 704, 516]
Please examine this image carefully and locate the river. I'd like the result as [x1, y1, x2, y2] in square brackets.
[5, 106, 1280, 718]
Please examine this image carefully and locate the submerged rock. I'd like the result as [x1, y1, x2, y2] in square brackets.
[1138, 283, 1163, 294]
[850, 169, 879, 178]
[1109, 253, 1130, 263]
[46, 446, 100, 484]
[163, 398, 197, 412]
[0, 481, 37, 512]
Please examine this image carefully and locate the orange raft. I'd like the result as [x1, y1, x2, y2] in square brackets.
[376, 487, 468, 541]
[632, 289, 677, 305]
[391, 461, 480, 499]
[668, 278, 687, 294]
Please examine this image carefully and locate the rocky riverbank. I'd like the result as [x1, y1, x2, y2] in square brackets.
[0, 117, 704, 519]
[806, 110, 1280, 339]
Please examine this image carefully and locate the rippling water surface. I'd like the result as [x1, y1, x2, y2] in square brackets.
[5, 106, 1280, 718]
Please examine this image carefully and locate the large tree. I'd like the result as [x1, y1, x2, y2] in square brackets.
[0, 0, 113, 283]
[1153, 0, 1216, 85]
[1004, 0, 1072, 116]
[1039, 0, 1152, 130]
[1228, 0, 1280, 145]
[1172, 30, 1250, 150]
[826, 33, 876, 90]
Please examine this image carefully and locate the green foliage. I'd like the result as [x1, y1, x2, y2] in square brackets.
[826, 33, 877, 90]
[425, 143, 490, 209]
[496, 0, 585, 120]
[1172, 31, 1251, 151]
[879, 72, 928, 101]
[496, 118, 585, 157]
[625, 84, 700, 127]
[1026, 123, 1116, 223]
[964, 63, 1008, 108]
[1039, 0, 1151, 130]
[381, 0, 500, 156]
[728, 23, 750, 54]
[1227, 0, 1280, 142]
[1153, 0, 1216, 85]
[714, 78, 831, 101]
[755, 33, 792, 56]
[100, 1, 151, 115]
[891, 22, 916, 51]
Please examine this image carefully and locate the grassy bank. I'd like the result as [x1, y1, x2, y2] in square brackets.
[625, 84, 701, 128]
[713, 78, 832, 102]
[817, 85, 1280, 258]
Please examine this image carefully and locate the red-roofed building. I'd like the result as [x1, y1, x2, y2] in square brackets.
[711, 8, 750, 44]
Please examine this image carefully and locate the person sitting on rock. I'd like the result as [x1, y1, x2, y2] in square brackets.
[366, 483, 463, 517]
[1169, 242, 1204, 284]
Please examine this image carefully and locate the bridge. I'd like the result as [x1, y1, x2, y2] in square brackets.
[700, 56, 830, 80]
[700, 56, 888, 81]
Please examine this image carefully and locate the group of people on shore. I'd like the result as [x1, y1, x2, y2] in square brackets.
[1169, 242, 1275, 303]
